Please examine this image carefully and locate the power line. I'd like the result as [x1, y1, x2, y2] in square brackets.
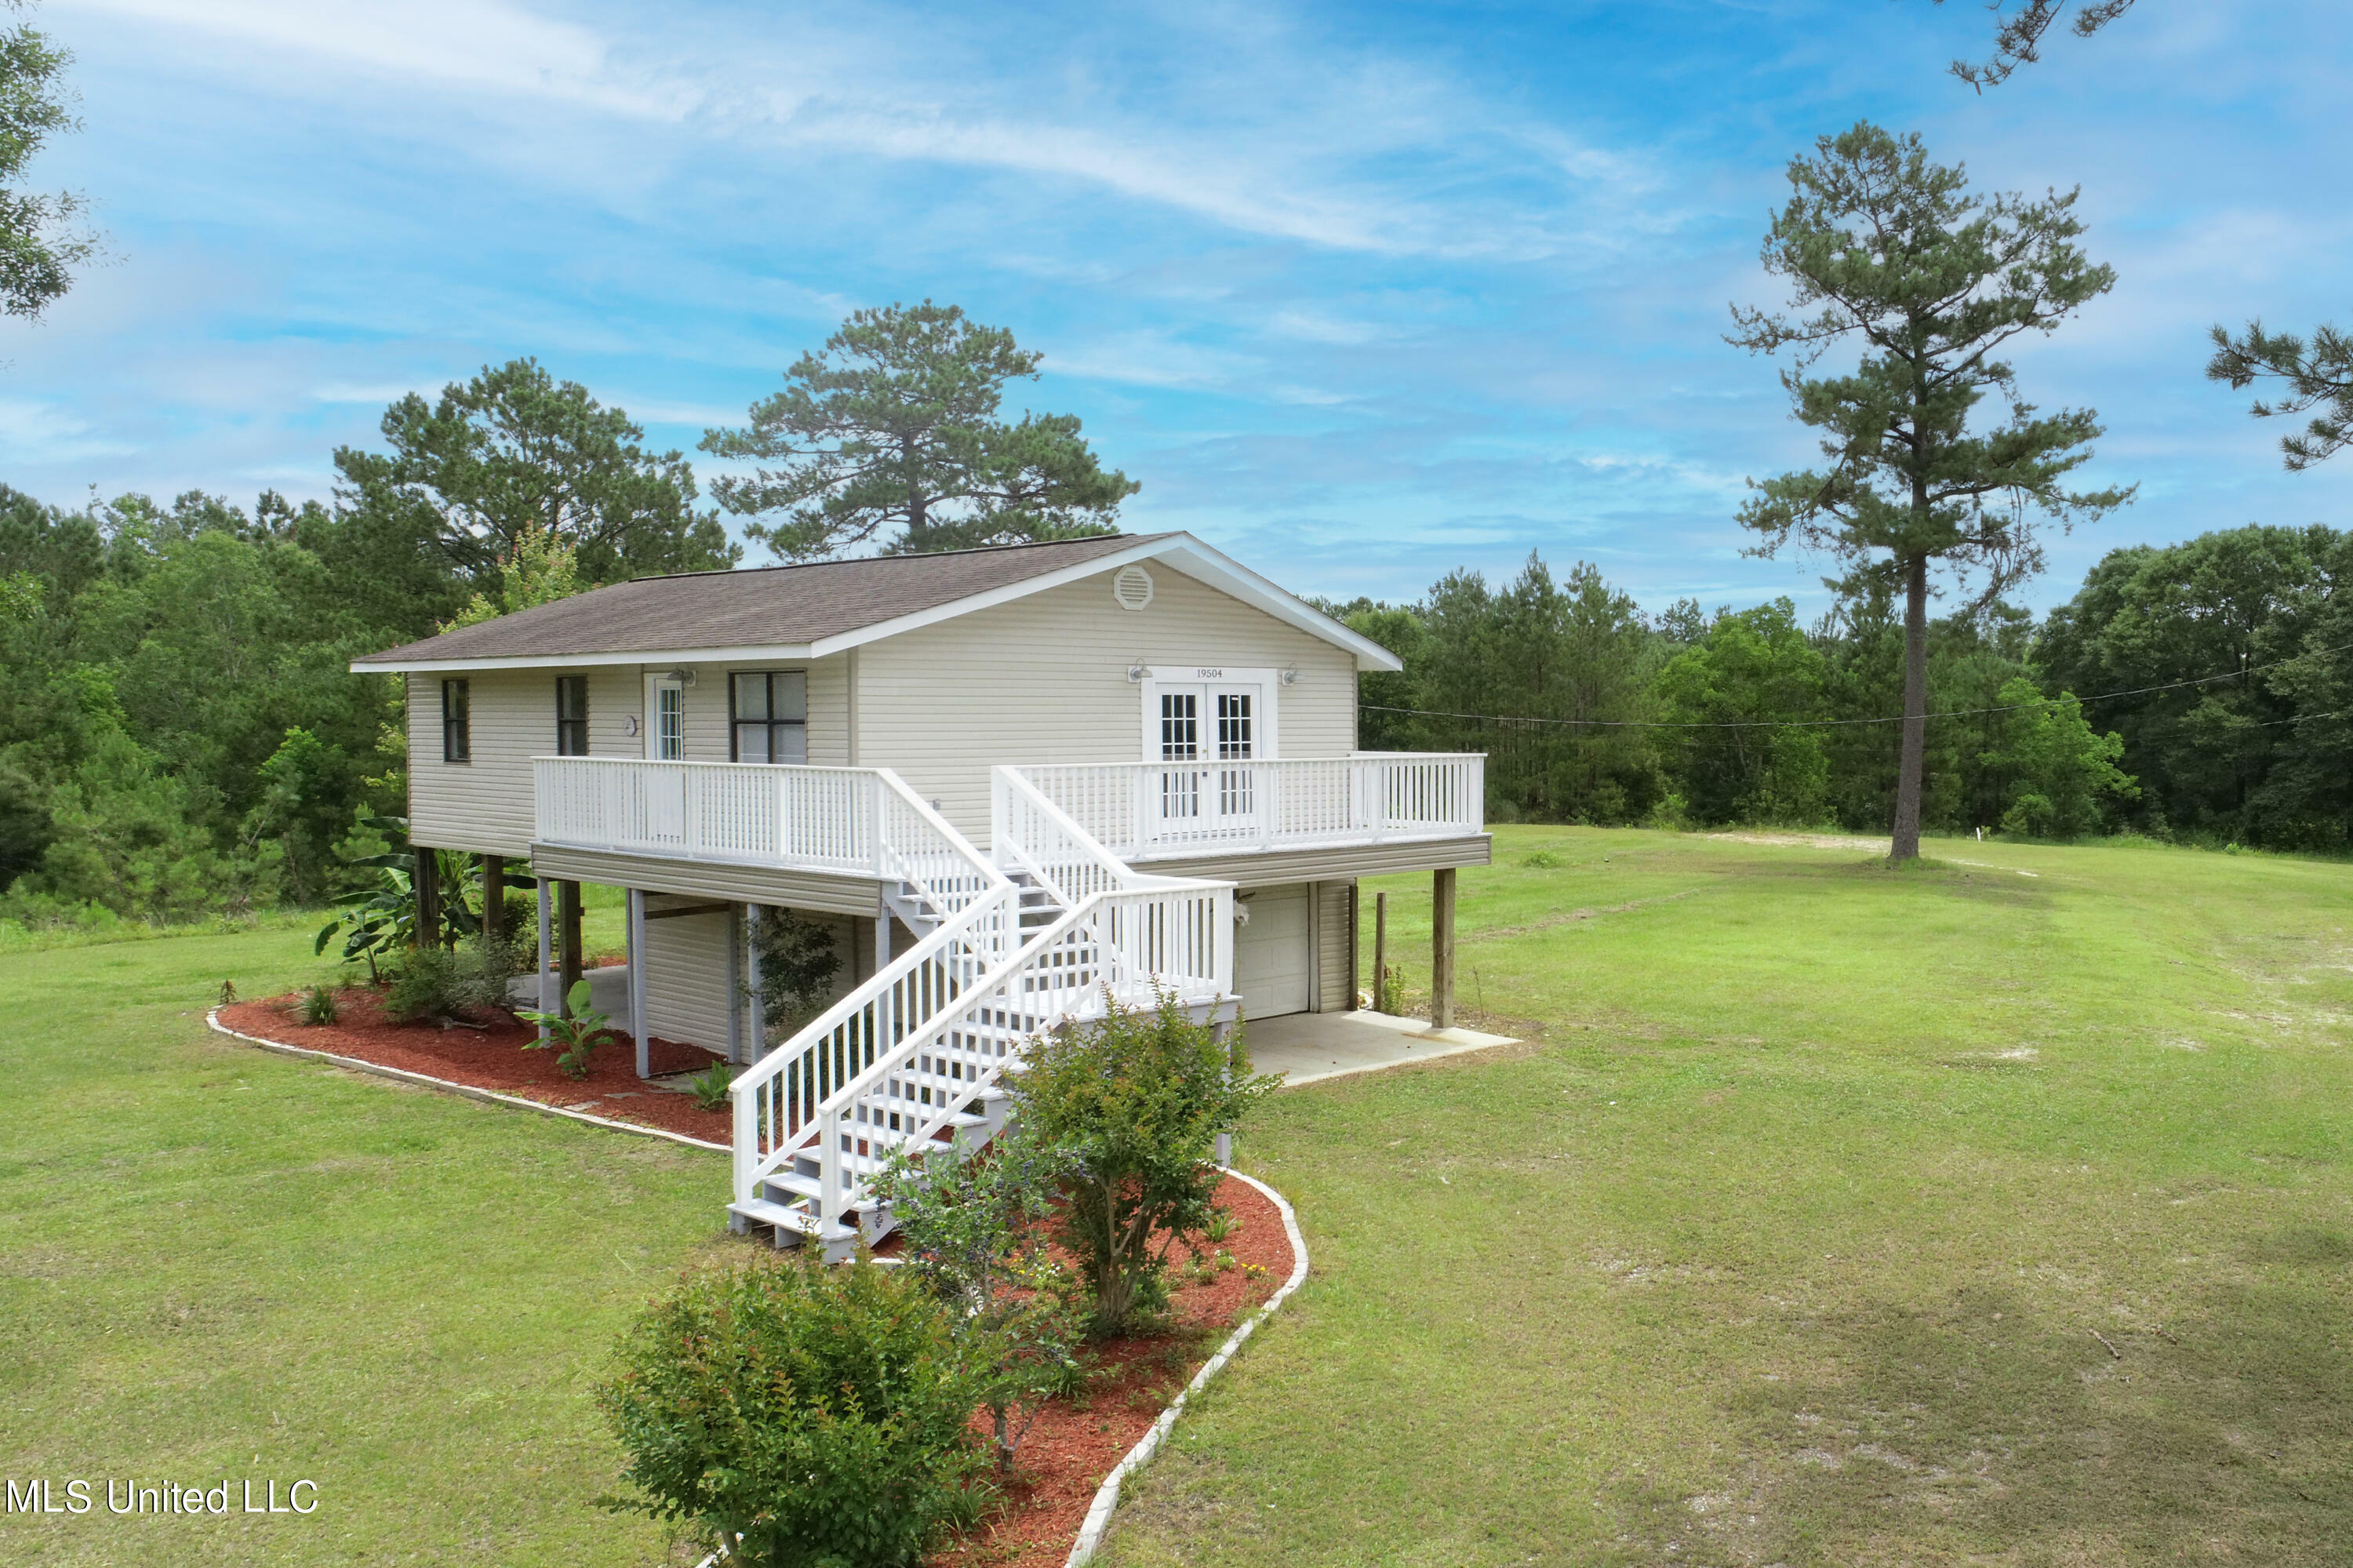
[1360, 642, 2348, 733]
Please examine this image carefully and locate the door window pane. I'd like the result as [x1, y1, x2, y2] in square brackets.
[1159, 693, 1198, 760]
[657, 685, 685, 760]
[1217, 693, 1253, 759]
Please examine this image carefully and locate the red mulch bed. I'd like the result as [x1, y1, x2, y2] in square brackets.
[219, 988, 1298, 1565]
[933, 1173, 1292, 1568]
[218, 980, 733, 1143]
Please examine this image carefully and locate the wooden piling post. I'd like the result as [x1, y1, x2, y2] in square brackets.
[481, 855, 506, 944]
[1431, 868, 1457, 1030]
[413, 846, 441, 951]
[558, 879, 584, 1017]
[1373, 891, 1388, 1014]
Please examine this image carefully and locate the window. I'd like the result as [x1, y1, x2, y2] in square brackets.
[1159, 692, 1198, 760]
[441, 678, 470, 763]
[555, 675, 589, 755]
[1216, 693, 1253, 759]
[656, 682, 685, 761]
[1159, 692, 1200, 817]
[731, 671, 808, 764]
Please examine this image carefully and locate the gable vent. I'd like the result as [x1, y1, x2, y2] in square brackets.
[1111, 564, 1155, 611]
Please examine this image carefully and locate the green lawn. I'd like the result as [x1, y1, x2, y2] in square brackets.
[1103, 828, 2353, 1566]
[0, 892, 729, 1566]
[8, 838, 2351, 1565]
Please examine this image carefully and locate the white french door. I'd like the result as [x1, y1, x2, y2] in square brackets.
[1153, 680, 1263, 846]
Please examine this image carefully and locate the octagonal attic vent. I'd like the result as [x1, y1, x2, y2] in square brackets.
[1112, 564, 1155, 611]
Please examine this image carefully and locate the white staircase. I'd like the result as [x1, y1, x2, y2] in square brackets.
[727, 767, 1235, 1253]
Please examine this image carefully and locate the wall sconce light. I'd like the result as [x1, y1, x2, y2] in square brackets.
[668, 668, 697, 686]
[1126, 662, 1149, 684]
[1278, 666, 1300, 686]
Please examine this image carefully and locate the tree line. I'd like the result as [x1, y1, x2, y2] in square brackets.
[0, 304, 1136, 929]
[1332, 520, 2353, 850]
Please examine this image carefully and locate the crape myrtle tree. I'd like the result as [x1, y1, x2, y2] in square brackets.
[1729, 122, 2131, 861]
[333, 357, 736, 588]
[700, 300, 1139, 559]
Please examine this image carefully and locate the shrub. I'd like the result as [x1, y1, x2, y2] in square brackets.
[1010, 989, 1276, 1337]
[686, 1060, 733, 1112]
[449, 932, 525, 1013]
[871, 1130, 1086, 1473]
[299, 985, 339, 1026]
[380, 948, 460, 1023]
[753, 905, 842, 1044]
[382, 935, 519, 1024]
[1522, 849, 1563, 869]
[597, 1254, 985, 1568]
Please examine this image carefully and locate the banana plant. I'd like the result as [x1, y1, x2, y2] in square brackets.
[516, 979, 609, 1079]
[313, 813, 533, 977]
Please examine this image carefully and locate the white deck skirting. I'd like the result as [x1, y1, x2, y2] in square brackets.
[203, 1010, 729, 1154]
[1064, 1166, 1311, 1568]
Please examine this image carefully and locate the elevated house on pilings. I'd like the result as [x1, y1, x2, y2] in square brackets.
[354, 532, 1487, 1254]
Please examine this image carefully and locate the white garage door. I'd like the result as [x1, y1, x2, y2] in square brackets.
[1234, 885, 1311, 1020]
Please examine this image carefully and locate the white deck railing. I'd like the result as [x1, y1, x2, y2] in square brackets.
[1007, 754, 1486, 861]
[534, 757, 882, 873]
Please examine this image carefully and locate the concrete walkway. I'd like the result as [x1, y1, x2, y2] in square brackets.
[1244, 1009, 1520, 1089]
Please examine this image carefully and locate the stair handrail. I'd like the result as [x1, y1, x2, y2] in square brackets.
[991, 765, 1147, 904]
[727, 882, 1017, 1206]
[791, 875, 1235, 1232]
[733, 764, 1236, 1241]
[871, 768, 1010, 926]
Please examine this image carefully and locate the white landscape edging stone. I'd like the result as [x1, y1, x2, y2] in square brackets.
[1064, 1166, 1311, 1568]
[204, 1009, 729, 1154]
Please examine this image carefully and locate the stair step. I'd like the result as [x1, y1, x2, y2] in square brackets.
[729, 1196, 825, 1235]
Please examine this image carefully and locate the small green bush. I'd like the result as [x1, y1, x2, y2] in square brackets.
[382, 935, 518, 1024]
[1011, 989, 1277, 1337]
[380, 948, 460, 1023]
[1522, 849, 1564, 869]
[597, 1254, 985, 1568]
[686, 1060, 733, 1111]
[299, 985, 339, 1026]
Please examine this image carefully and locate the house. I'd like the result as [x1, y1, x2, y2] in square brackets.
[354, 532, 1486, 1253]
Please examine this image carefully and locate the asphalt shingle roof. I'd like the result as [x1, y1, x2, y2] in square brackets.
[355, 533, 1169, 664]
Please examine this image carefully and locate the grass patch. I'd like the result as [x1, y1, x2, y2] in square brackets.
[0, 894, 709, 1565]
[1100, 826, 2353, 1566]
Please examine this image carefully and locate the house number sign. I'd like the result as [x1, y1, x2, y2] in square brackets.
[1193, 668, 1224, 678]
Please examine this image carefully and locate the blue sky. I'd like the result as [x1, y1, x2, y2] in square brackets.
[15, 0, 2353, 613]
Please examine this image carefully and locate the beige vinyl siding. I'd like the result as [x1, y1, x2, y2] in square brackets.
[642, 896, 736, 1052]
[853, 566, 1361, 844]
[1315, 879, 1354, 1013]
[587, 667, 639, 755]
[410, 655, 853, 854]
[408, 671, 543, 855]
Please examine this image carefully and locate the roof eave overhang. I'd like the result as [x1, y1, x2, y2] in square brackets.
[351, 644, 817, 675]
